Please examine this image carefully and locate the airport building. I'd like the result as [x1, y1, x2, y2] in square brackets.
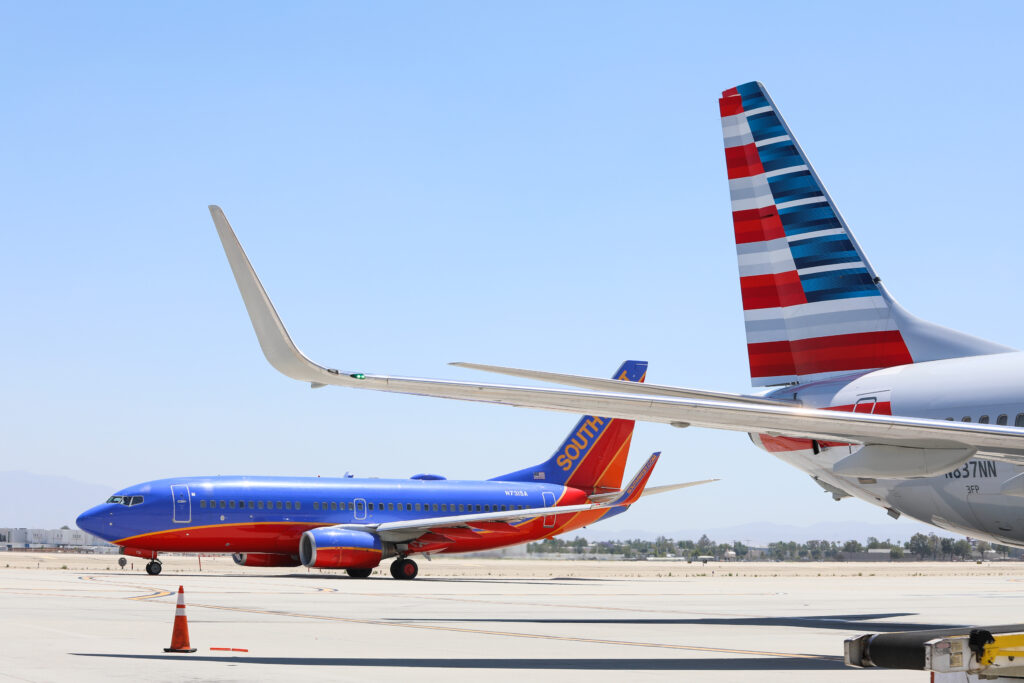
[0, 527, 114, 551]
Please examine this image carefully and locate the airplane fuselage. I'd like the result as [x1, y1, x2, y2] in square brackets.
[757, 351, 1024, 545]
[78, 475, 603, 557]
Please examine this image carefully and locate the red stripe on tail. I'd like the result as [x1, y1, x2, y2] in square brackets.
[749, 331, 912, 379]
[740, 271, 807, 310]
[733, 207, 785, 244]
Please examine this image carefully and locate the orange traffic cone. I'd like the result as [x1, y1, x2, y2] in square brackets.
[164, 585, 197, 653]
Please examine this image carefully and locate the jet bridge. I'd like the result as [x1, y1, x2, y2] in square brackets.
[845, 624, 1024, 681]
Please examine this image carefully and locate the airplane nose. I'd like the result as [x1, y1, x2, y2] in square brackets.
[76, 506, 104, 536]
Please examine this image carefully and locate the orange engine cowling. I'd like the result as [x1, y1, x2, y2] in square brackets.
[299, 528, 384, 569]
[232, 553, 301, 568]
[121, 546, 158, 560]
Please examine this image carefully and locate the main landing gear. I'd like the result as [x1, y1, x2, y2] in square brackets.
[345, 568, 373, 578]
[145, 560, 162, 575]
[390, 557, 418, 580]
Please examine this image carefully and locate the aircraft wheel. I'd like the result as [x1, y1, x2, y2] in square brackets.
[346, 568, 372, 578]
[392, 558, 418, 580]
[145, 561, 162, 576]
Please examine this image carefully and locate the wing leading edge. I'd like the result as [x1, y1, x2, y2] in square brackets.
[209, 206, 1024, 464]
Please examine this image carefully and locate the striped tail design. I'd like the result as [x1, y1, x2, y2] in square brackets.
[720, 81, 1010, 386]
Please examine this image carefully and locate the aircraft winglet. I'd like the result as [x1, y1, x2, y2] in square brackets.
[211, 205, 340, 384]
[608, 452, 660, 506]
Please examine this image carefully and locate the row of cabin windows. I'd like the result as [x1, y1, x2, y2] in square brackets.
[945, 413, 1024, 426]
[199, 499, 300, 511]
[309, 501, 529, 513]
[197, 499, 529, 514]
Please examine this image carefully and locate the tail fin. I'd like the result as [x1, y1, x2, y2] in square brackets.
[490, 360, 646, 492]
[720, 82, 1012, 386]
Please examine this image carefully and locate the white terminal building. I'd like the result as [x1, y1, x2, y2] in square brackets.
[0, 527, 113, 551]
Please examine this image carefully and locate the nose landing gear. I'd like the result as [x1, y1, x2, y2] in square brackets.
[389, 557, 418, 580]
[145, 560, 162, 575]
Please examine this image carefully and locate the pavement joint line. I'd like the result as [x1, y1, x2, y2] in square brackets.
[185, 600, 840, 661]
[396, 592, 787, 618]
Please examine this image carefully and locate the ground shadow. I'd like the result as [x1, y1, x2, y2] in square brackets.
[393, 613, 960, 633]
[72, 654, 845, 670]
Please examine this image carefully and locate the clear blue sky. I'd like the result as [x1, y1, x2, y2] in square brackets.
[3, 2, 1023, 536]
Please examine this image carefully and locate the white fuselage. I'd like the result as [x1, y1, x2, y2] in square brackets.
[757, 351, 1024, 546]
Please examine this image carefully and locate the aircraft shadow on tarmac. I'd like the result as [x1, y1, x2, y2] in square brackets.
[99, 572, 610, 585]
[392, 613, 961, 633]
[72, 654, 846, 671]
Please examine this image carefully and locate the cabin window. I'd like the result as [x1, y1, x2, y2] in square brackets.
[440, 504, 447, 512]
[962, 417, 971, 422]
[1015, 413, 1024, 427]
[330, 502, 337, 511]
[313, 502, 319, 510]
[219, 500, 226, 509]
[295, 501, 301, 510]
[458, 504, 464, 512]
[501, 505, 507, 511]
[285, 501, 292, 510]
[275, 501, 282, 510]
[247, 501, 254, 510]
[257, 501, 264, 510]
[945, 417, 953, 421]
[388, 503, 394, 511]
[484, 504, 490, 512]
[475, 504, 481, 512]
[432, 504, 439, 512]
[979, 415, 990, 424]
[199, 500, 207, 509]
[414, 503, 421, 511]
[405, 503, 412, 511]
[998, 414, 1008, 425]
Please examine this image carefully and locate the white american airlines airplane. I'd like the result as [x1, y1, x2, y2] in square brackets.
[210, 81, 1024, 547]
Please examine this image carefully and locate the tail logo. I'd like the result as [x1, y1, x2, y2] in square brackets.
[556, 416, 607, 471]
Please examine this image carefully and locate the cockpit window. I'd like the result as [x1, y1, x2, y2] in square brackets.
[105, 495, 144, 506]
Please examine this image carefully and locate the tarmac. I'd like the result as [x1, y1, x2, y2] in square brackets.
[2, 553, 1022, 682]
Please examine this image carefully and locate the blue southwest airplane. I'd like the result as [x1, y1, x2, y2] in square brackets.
[76, 360, 715, 579]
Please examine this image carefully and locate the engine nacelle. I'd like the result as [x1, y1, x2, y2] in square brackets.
[299, 528, 384, 569]
[121, 546, 158, 560]
[232, 552, 301, 567]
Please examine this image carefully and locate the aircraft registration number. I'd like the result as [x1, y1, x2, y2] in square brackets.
[944, 461, 998, 479]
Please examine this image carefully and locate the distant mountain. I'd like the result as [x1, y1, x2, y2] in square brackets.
[0, 471, 113, 529]
[581, 519, 947, 546]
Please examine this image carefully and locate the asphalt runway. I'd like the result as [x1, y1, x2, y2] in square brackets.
[2, 554, 1021, 682]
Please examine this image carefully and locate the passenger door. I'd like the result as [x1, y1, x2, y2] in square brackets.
[542, 491, 556, 528]
[171, 485, 191, 523]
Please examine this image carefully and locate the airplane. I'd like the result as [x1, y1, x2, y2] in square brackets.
[76, 360, 715, 577]
[207, 81, 1024, 548]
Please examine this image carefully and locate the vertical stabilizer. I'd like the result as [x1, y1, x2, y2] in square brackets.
[720, 82, 1012, 386]
[490, 360, 646, 492]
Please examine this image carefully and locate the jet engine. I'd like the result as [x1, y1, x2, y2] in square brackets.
[232, 552, 301, 567]
[299, 528, 389, 569]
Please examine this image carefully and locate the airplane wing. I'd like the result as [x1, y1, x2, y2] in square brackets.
[449, 362, 797, 406]
[326, 454, 715, 542]
[210, 206, 1024, 471]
